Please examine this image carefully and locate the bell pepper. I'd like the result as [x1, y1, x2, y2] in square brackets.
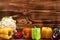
[32, 27, 41, 40]
[14, 32, 23, 39]
[0, 27, 13, 39]
[42, 27, 52, 38]
[22, 28, 32, 39]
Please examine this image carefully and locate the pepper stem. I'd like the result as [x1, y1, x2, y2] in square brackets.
[24, 32, 26, 35]
[34, 26, 36, 28]
[8, 31, 11, 36]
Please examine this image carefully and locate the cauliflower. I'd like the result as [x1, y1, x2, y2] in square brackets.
[0, 21, 2, 28]
[1, 16, 17, 32]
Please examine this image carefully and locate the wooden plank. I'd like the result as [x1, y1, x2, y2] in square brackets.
[0, 0, 8, 2]
[9, 0, 27, 4]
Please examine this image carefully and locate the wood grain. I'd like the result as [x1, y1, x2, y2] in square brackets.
[0, 0, 60, 28]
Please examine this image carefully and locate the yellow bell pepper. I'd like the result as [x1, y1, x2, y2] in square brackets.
[0, 27, 13, 39]
[42, 27, 52, 38]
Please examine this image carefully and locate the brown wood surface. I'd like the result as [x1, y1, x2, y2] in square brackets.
[0, 0, 60, 28]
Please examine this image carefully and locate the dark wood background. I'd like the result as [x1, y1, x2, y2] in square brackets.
[0, 0, 60, 29]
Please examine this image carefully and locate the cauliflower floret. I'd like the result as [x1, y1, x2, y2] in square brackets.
[1, 16, 17, 32]
[0, 21, 2, 28]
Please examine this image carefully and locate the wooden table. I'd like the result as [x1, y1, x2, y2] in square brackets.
[1, 38, 52, 40]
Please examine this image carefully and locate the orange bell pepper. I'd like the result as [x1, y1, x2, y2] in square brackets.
[22, 28, 32, 39]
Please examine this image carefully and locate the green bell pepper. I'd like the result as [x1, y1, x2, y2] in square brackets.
[32, 27, 41, 40]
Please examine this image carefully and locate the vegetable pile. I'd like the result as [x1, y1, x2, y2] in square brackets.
[0, 16, 60, 40]
[0, 16, 17, 39]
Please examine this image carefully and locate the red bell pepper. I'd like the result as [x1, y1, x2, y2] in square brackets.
[14, 32, 23, 39]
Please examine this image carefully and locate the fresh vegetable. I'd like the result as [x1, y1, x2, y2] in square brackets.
[53, 28, 59, 34]
[52, 32, 60, 40]
[1, 16, 17, 32]
[14, 32, 23, 39]
[56, 32, 60, 40]
[52, 28, 59, 39]
[22, 28, 32, 39]
[42, 27, 52, 38]
[52, 28, 59, 40]
[0, 27, 13, 39]
[32, 27, 41, 40]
